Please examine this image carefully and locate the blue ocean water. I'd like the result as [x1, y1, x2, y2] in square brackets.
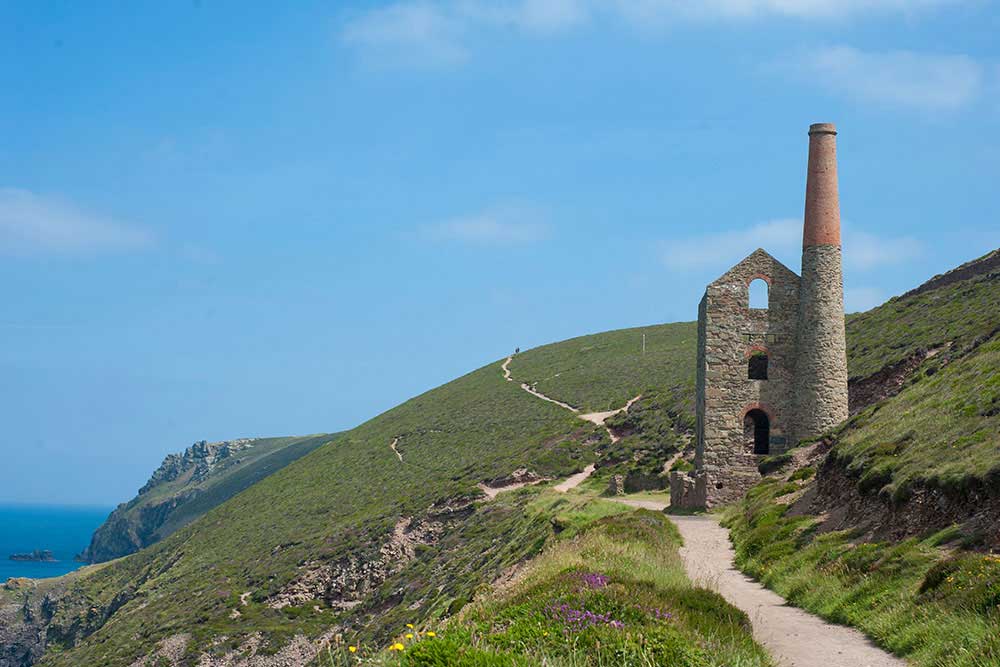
[0, 505, 111, 580]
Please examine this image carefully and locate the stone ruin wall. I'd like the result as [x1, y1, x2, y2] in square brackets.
[676, 250, 801, 509]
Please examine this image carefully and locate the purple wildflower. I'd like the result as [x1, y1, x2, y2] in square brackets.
[640, 605, 674, 621]
[546, 603, 624, 633]
[577, 572, 610, 590]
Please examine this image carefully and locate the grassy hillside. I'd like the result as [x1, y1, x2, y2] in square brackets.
[322, 506, 771, 666]
[508, 322, 697, 413]
[724, 480, 1000, 667]
[154, 435, 337, 538]
[834, 249, 1000, 504]
[30, 325, 696, 667]
[82, 434, 335, 563]
[14, 247, 999, 667]
[845, 249, 1000, 380]
[836, 335, 1000, 501]
[723, 249, 1000, 667]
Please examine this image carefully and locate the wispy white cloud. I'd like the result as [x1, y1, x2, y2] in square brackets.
[423, 204, 551, 245]
[660, 218, 923, 272]
[341, 1, 963, 66]
[341, 1, 589, 67]
[342, 3, 469, 66]
[846, 228, 923, 269]
[0, 188, 153, 256]
[660, 218, 801, 270]
[780, 45, 984, 110]
[613, 0, 957, 24]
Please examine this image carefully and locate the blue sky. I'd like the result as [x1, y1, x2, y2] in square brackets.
[2, 1, 998, 505]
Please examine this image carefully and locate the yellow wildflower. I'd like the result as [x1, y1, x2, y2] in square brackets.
[406, 633, 414, 639]
[426, 632, 436, 638]
[390, 642, 405, 651]
[348, 646, 357, 653]
[406, 623, 414, 629]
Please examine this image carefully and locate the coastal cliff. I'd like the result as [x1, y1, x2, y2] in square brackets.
[79, 435, 333, 564]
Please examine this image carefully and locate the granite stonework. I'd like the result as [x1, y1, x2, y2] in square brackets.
[795, 245, 849, 437]
[672, 123, 849, 510]
[690, 250, 802, 507]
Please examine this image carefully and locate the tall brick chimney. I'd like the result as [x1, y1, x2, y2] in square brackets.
[794, 122, 849, 441]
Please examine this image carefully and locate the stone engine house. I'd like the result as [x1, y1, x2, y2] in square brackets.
[673, 123, 849, 508]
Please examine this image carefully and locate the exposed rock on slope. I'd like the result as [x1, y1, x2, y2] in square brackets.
[793, 248, 1000, 548]
[811, 454, 1000, 549]
[80, 434, 333, 563]
[12, 248, 999, 667]
[0, 573, 94, 667]
[137, 439, 256, 494]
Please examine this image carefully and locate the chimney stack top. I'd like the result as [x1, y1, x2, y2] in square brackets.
[802, 123, 841, 247]
[808, 123, 837, 136]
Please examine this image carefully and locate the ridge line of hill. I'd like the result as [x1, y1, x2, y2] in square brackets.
[5, 247, 997, 667]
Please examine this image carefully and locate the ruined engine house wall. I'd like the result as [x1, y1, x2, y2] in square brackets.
[671, 122, 850, 511]
[695, 250, 800, 507]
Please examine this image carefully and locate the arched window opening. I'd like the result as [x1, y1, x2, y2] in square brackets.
[744, 409, 770, 455]
[748, 352, 769, 380]
[749, 278, 769, 309]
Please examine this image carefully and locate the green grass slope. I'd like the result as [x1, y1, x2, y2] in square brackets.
[835, 335, 1000, 501]
[724, 481, 1000, 667]
[35, 327, 697, 667]
[322, 506, 771, 666]
[81, 434, 335, 563]
[24, 247, 1000, 667]
[508, 322, 697, 413]
[831, 248, 1000, 507]
[722, 249, 1000, 667]
[845, 249, 1000, 379]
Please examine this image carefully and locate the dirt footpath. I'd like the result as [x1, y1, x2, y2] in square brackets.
[671, 515, 907, 667]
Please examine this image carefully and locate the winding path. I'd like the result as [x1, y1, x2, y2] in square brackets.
[500, 356, 639, 488]
[519, 382, 579, 413]
[609, 495, 906, 667]
[673, 515, 906, 667]
[498, 355, 904, 665]
[552, 464, 596, 493]
[389, 437, 403, 462]
[500, 356, 906, 666]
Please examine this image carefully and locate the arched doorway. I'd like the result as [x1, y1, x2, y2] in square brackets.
[744, 409, 770, 455]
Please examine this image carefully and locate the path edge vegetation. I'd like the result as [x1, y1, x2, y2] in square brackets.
[321, 495, 772, 667]
[722, 478, 1000, 667]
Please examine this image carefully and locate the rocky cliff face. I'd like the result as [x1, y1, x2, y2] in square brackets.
[79, 435, 335, 565]
[79, 439, 258, 564]
[136, 439, 256, 495]
[0, 577, 81, 667]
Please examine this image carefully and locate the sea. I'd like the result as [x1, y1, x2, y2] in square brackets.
[0, 504, 112, 580]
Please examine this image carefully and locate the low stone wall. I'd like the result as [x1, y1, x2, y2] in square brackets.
[669, 471, 707, 510]
[607, 475, 625, 496]
[624, 472, 666, 493]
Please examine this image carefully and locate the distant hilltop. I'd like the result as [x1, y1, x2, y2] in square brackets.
[8, 550, 56, 562]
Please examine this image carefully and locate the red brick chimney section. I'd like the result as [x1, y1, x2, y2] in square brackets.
[803, 123, 841, 247]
